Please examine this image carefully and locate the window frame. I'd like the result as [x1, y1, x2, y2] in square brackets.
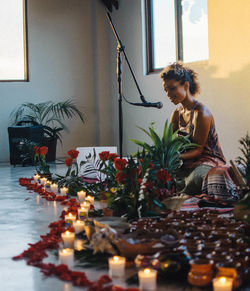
[0, 0, 29, 82]
[145, 0, 207, 74]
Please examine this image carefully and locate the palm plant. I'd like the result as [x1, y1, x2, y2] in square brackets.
[130, 120, 196, 179]
[11, 99, 85, 143]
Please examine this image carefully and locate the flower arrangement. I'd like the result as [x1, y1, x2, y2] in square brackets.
[56, 149, 85, 196]
[34, 146, 51, 176]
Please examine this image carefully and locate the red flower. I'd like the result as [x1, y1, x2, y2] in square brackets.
[99, 151, 110, 161]
[156, 168, 171, 183]
[115, 171, 127, 184]
[137, 178, 142, 185]
[114, 158, 127, 170]
[67, 149, 79, 159]
[40, 146, 48, 156]
[34, 146, 40, 155]
[108, 153, 119, 162]
[65, 157, 73, 167]
[149, 162, 154, 169]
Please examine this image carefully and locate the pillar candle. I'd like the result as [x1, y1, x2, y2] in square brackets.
[85, 195, 95, 204]
[138, 268, 157, 291]
[60, 187, 68, 195]
[77, 190, 86, 202]
[78, 207, 89, 220]
[50, 183, 58, 193]
[73, 220, 85, 234]
[61, 231, 75, 248]
[59, 248, 74, 267]
[108, 256, 126, 277]
[81, 201, 91, 210]
[33, 174, 40, 183]
[64, 213, 76, 227]
[40, 177, 47, 185]
[213, 277, 233, 291]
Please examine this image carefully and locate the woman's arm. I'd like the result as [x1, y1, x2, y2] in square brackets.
[180, 107, 212, 160]
[170, 109, 179, 132]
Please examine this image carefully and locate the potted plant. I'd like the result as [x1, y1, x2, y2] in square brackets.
[10, 99, 85, 161]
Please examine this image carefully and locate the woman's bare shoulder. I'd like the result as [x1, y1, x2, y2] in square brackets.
[195, 101, 213, 119]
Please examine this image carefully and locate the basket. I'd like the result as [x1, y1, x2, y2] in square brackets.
[161, 194, 189, 210]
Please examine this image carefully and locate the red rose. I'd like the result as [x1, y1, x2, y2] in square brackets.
[39, 146, 48, 156]
[137, 178, 142, 185]
[99, 151, 110, 161]
[65, 157, 73, 167]
[34, 146, 40, 155]
[114, 158, 127, 170]
[108, 153, 119, 162]
[156, 168, 171, 183]
[115, 171, 127, 184]
[67, 149, 79, 159]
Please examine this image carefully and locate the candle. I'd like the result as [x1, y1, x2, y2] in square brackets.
[74, 239, 85, 251]
[61, 231, 75, 248]
[213, 277, 233, 291]
[85, 195, 95, 204]
[33, 174, 40, 183]
[108, 256, 126, 277]
[59, 248, 74, 267]
[50, 183, 58, 193]
[40, 177, 47, 185]
[64, 213, 76, 226]
[138, 268, 157, 291]
[81, 201, 91, 210]
[78, 207, 89, 220]
[77, 190, 86, 202]
[73, 220, 85, 234]
[60, 187, 68, 195]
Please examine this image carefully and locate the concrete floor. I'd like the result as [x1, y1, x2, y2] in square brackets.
[0, 163, 249, 291]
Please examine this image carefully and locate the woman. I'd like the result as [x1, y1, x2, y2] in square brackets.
[161, 62, 234, 197]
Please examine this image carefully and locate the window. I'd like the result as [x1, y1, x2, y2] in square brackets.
[0, 0, 28, 81]
[145, 0, 209, 73]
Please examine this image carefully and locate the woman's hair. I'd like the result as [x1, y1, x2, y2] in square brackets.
[160, 62, 200, 96]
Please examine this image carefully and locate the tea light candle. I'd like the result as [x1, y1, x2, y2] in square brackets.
[61, 231, 75, 248]
[85, 195, 95, 204]
[108, 256, 126, 277]
[213, 277, 233, 291]
[77, 190, 86, 202]
[81, 201, 91, 210]
[73, 220, 85, 234]
[78, 207, 89, 220]
[59, 248, 74, 267]
[45, 181, 51, 189]
[40, 177, 47, 185]
[65, 213, 76, 226]
[50, 183, 58, 193]
[138, 268, 157, 291]
[60, 187, 68, 195]
[33, 174, 40, 183]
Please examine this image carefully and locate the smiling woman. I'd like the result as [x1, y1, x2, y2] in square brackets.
[0, 0, 27, 81]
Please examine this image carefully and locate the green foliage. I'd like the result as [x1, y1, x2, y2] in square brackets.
[11, 99, 85, 143]
[130, 120, 196, 178]
[236, 132, 250, 183]
[17, 138, 39, 166]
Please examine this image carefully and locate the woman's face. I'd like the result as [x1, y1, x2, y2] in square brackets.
[163, 79, 188, 105]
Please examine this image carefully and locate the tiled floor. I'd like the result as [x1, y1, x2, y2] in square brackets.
[0, 163, 249, 291]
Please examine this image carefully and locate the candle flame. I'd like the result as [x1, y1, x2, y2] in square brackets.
[219, 277, 226, 283]
[144, 268, 151, 274]
[113, 256, 119, 261]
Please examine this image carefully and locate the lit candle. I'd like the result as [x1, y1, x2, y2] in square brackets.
[50, 183, 58, 193]
[77, 190, 86, 202]
[64, 213, 76, 226]
[85, 195, 95, 204]
[45, 181, 51, 189]
[40, 177, 47, 185]
[33, 174, 40, 183]
[78, 207, 89, 220]
[59, 248, 74, 267]
[61, 231, 75, 248]
[108, 256, 126, 277]
[73, 220, 85, 234]
[213, 277, 233, 291]
[138, 268, 157, 291]
[60, 187, 68, 195]
[74, 239, 85, 251]
[81, 201, 91, 210]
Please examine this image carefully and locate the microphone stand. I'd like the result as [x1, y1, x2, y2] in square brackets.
[106, 12, 148, 158]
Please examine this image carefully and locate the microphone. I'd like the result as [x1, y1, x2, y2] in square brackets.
[131, 101, 163, 109]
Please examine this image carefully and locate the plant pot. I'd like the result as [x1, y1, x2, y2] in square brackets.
[43, 137, 57, 162]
